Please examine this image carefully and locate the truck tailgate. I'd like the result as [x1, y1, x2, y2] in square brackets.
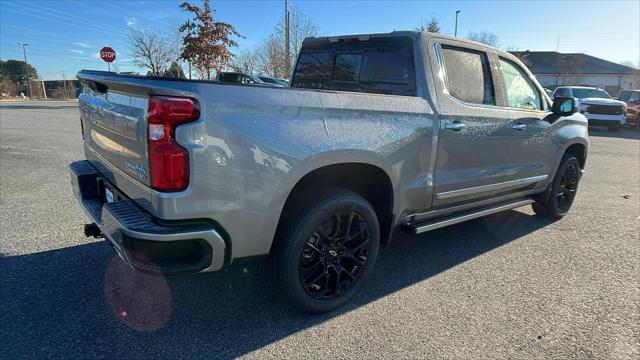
[79, 87, 150, 186]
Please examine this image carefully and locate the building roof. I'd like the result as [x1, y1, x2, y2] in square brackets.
[510, 51, 638, 75]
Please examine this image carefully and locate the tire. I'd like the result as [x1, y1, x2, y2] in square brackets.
[269, 188, 380, 313]
[532, 154, 581, 220]
[608, 124, 620, 132]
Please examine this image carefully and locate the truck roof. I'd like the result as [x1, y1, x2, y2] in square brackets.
[302, 30, 504, 53]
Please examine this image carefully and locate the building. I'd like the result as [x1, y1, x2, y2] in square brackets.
[510, 51, 639, 96]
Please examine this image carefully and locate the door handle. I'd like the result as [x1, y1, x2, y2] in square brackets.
[445, 122, 466, 131]
[512, 123, 527, 131]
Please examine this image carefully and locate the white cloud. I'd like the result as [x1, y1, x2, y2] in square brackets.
[91, 53, 101, 59]
[126, 17, 138, 28]
[70, 49, 85, 55]
[74, 42, 91, 49]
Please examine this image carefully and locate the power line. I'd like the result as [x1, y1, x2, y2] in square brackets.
[0, 6, 129, 39]
[2, 1, 128, 35]
[1, 47, 136, 66]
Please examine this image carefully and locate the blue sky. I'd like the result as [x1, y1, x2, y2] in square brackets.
[1, 0, 639, 80]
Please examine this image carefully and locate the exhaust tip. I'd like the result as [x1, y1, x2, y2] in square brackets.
[84, 223, 103, 238]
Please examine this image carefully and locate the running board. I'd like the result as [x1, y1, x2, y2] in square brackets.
[410, 198, 535, 234]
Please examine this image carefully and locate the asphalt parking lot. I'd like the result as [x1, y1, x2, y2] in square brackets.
[1, 100, 638, 359]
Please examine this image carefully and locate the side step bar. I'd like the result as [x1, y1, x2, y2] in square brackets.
[410, 198, 535, 234]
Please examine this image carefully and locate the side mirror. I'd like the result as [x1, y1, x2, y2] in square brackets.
[551, 96, 577, 116]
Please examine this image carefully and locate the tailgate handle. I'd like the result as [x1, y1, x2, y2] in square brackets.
[85, 80, 108, 94]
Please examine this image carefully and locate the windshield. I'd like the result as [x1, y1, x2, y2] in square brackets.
[259, 77, 278, 84]
[247, 74, 264, 83]
[572, 88, 611, 99]
[618, 91, 637, 101]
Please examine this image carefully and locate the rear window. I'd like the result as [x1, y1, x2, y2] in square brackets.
[291, 38, 416, 96]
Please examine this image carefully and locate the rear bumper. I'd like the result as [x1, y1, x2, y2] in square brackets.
[69, 160, 226, 274]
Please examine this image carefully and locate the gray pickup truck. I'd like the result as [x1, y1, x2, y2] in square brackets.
[70, 31, 588, 312]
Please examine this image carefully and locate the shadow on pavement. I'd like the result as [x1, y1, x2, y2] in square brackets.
[588, 126, 640, 140]
[0, 104, 78, 110]
[1, 209, 551, 359]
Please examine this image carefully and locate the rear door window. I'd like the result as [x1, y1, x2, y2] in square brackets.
[441, 46, 495, 105]
[291, 38, 416, 96]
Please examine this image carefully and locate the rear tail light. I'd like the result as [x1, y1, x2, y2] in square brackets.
[147, 96, 200, 192]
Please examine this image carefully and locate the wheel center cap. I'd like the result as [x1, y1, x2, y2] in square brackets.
[329, 250, 338, 257]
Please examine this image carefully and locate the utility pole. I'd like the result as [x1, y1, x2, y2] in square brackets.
[187, 19, 192, 79]
[454, 10, 461, 37]
[40, 77, 47, 100]
[284, 0, 290, 76]
[62, 72, 67, 98]
[17, 42, 33, 98]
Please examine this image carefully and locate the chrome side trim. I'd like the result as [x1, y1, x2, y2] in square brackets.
[436, 175, 548, 200]
[433, 42, 449, 95]
[414, 198, 534, 234]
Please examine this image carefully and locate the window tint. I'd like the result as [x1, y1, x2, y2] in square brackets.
[360, 44, 414, 95]
[293, 48, 335, 90]
[500, 58, 542, 110]
[291, 39, 416, 96]
[441, 46, 495, 105]
[333, 54, 361, 82]
[554, 87, 572, 97]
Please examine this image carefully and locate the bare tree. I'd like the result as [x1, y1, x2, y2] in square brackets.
[255, 36, 286, 77]
[620, 60, 640, 69]
[467, 30, 499, 47]
[416, 16, 440, 33]
[129, 27, 174, 76]
[271, 6, 318, 77]
[232, 6, 317, 79]
[233, 48, 260, 73]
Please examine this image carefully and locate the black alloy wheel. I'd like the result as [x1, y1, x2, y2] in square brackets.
[269, 188, 380, 313]
[555, 161, 580, 213]
[532, 154, 582, 220]
[298, 210, 371, 300]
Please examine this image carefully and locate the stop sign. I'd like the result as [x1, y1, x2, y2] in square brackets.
[100, 47, 116, 63]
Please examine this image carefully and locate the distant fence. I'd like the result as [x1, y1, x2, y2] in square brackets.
[26, 79, 80, 100]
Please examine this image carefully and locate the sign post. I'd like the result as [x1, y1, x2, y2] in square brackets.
[100, 47, 116, 72]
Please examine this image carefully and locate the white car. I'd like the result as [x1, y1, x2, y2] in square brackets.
[552, 86, 626, 131]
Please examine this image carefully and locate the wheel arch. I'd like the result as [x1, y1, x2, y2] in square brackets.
[265, 155, 397, 256]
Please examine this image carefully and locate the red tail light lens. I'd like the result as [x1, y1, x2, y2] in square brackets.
[147, 96, 200, 192]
